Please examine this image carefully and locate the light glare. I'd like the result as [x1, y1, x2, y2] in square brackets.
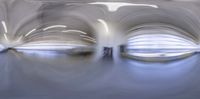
[89, 2, 158, 12]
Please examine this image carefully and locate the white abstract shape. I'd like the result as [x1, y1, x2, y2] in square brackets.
[126, 34, 198, 58]
[16, 36, 23, 42]
[3, 34, 8, 41]
[14, 40, 93, 52]
[62, 30, 87, 34]
[43, 25, 67, 31]
[89, 2, 158, 12]
[80, 35, 96, 41]
[82, 38, 96, 43]
[1, 21, 7, 33]
[97, 19, 109, 35]
[25, 28, 37, 37]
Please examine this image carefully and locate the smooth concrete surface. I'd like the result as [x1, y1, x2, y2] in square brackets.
[0, 50, 200, 99]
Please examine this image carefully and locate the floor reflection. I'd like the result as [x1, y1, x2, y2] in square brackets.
[0, 50, 112, 97]
[0, 51, 200, 99]
[115, 53, 200, 99]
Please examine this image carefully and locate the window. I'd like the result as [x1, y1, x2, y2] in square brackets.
[121, 24, 198, 61]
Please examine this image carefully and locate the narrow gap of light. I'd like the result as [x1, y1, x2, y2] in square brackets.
[83, 38, 96, 43]
[15, 43, 90, 51]
[43, 25, 67, 31]
[127, 44, 196, 47]
[80, 35, 96, 41]
[128, 38, 195, 44]
[89, 2, 158, 12]
[1, 21, 7, 33]
[23, 41, 88, 44]
[20, 43, 88, 46]
[127, 46, 198, 49]
[62, 30, 87, 34]
[128, 51, 193, 58]
[97, 19, 109, 34]
[25, 28, 37, 37]
[16, 36, 23, 42]
[3, 34, 8, 41]
[128, 41, 196, 46]
[128, 34, 193, 41]
[128, 40, 196, 46]
[16, 46, 77, 50]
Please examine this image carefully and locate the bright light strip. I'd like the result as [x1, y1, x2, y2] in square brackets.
[127, 34, 197, 49]
[21, 40, 90, 44]
[125, 34, 198, 58]
[89, 2, 158, 12]
[16, 36, 23, 42]
[3, 34, 8, 41]
[61, 30, 87, 34]
[1, 21, 7, 33]
[80, 35, 96, 41]
[43, 25, 67, 31]
[25, 28, 37, 37]
[14, 39, 92, 51]
[19, 43, 89, 46]
[83, 38, 96, 43]
[128, 34, 195, 44]
[16, 46, 77, 50]
[128, 51, 193, 58]
[15, 43, 89, 51]
[97, 19, 109, 34]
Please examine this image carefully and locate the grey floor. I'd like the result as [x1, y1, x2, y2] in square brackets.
[0, 50, 200, 99]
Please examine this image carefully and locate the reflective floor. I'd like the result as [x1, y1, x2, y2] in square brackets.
[0, 50, 200, 99]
